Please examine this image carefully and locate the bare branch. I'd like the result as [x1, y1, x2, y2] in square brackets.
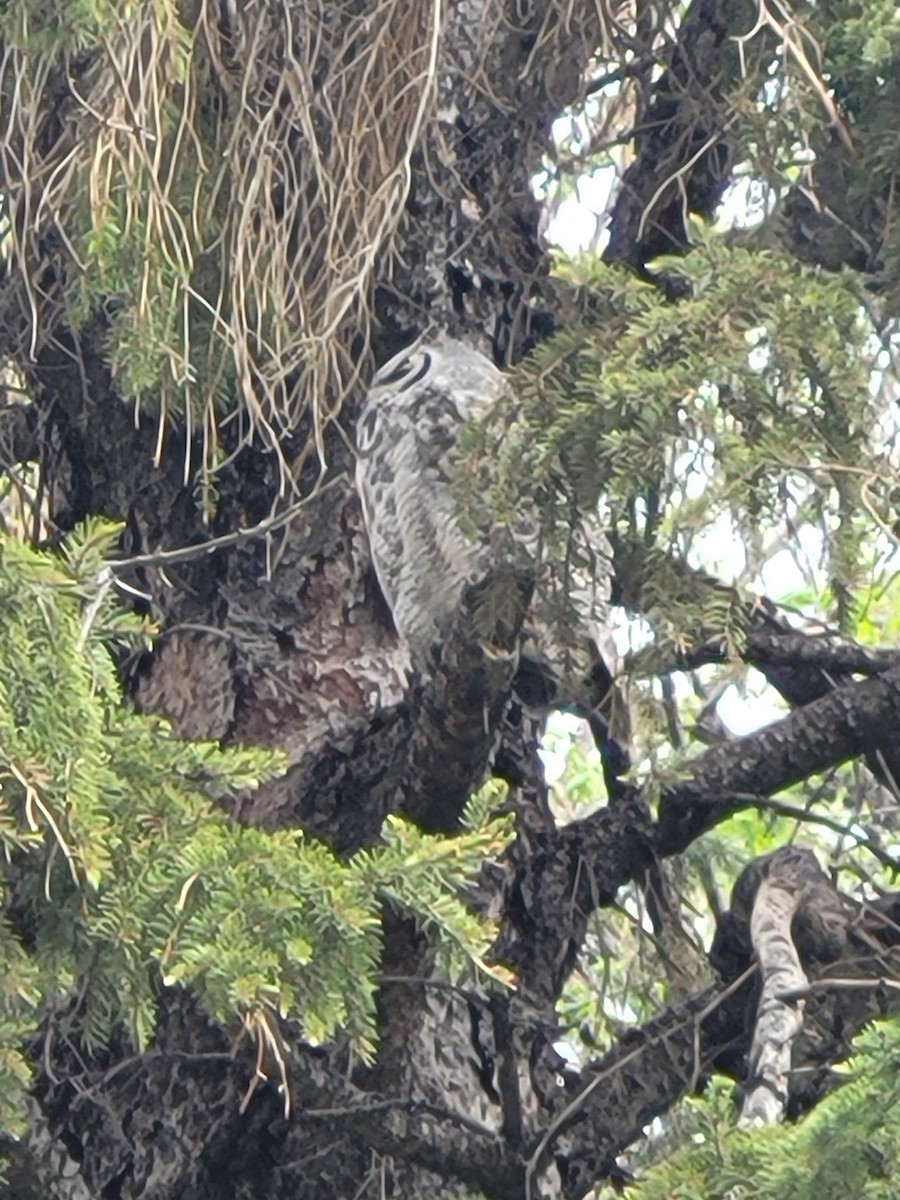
[495, 666, 900, 1010]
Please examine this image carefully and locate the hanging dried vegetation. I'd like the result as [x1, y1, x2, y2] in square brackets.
[0, 0, 445, 496]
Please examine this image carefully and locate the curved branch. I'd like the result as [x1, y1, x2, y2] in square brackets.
[657, 664, 900, 848]
[495, 665, 900, 1006]
[738, 850, 820, 1127]
[635, 624, 900, 682]
[602, 0, 761, 269]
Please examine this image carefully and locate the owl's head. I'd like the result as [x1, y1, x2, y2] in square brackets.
[364, 337, 507, 420]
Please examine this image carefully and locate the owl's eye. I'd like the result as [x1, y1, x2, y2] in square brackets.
[374, 350, 431, 391]
[357, 407, 380, 453]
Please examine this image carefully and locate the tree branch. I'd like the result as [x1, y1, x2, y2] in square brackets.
[0, 401, 38, 469]
[656, 665, 900, 849]
[602, 0, 760, 269]
[616, 540, 900, 798]
[494, 665, 900, 1009]
[633, 624, 900, 682]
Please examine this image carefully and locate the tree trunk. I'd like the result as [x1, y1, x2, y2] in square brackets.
[3, 1, 900, 1197]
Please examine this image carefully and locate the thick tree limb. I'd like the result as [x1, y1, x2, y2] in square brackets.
[603, 0, 758, 269]
[737, 849, 831, 1127]
[657, 665, 900, 847]
[496, 665, 900, 1009]
[545, 975, 751, 1198]
[399, 567, 534, 832]
[616, 541, 900, 798]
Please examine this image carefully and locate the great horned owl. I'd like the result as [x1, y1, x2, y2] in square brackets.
[355, 336, 613, 704]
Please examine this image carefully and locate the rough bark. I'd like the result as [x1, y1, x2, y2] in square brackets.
[2, 1, 899, 1198]
[603, 0, 758, 271]
[738, 849, 831, 1128]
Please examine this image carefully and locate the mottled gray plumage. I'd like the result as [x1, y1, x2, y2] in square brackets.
[355, 337, 613, 698]
[356, 338, 501, 669]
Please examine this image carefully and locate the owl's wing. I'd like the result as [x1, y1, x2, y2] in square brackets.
[355, 338, 617, 706]
[355, 342, 500, 669]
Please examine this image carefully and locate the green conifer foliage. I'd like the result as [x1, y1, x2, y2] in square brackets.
[633, 1019, 900, 1200]
[0, 522, 508, 1143]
